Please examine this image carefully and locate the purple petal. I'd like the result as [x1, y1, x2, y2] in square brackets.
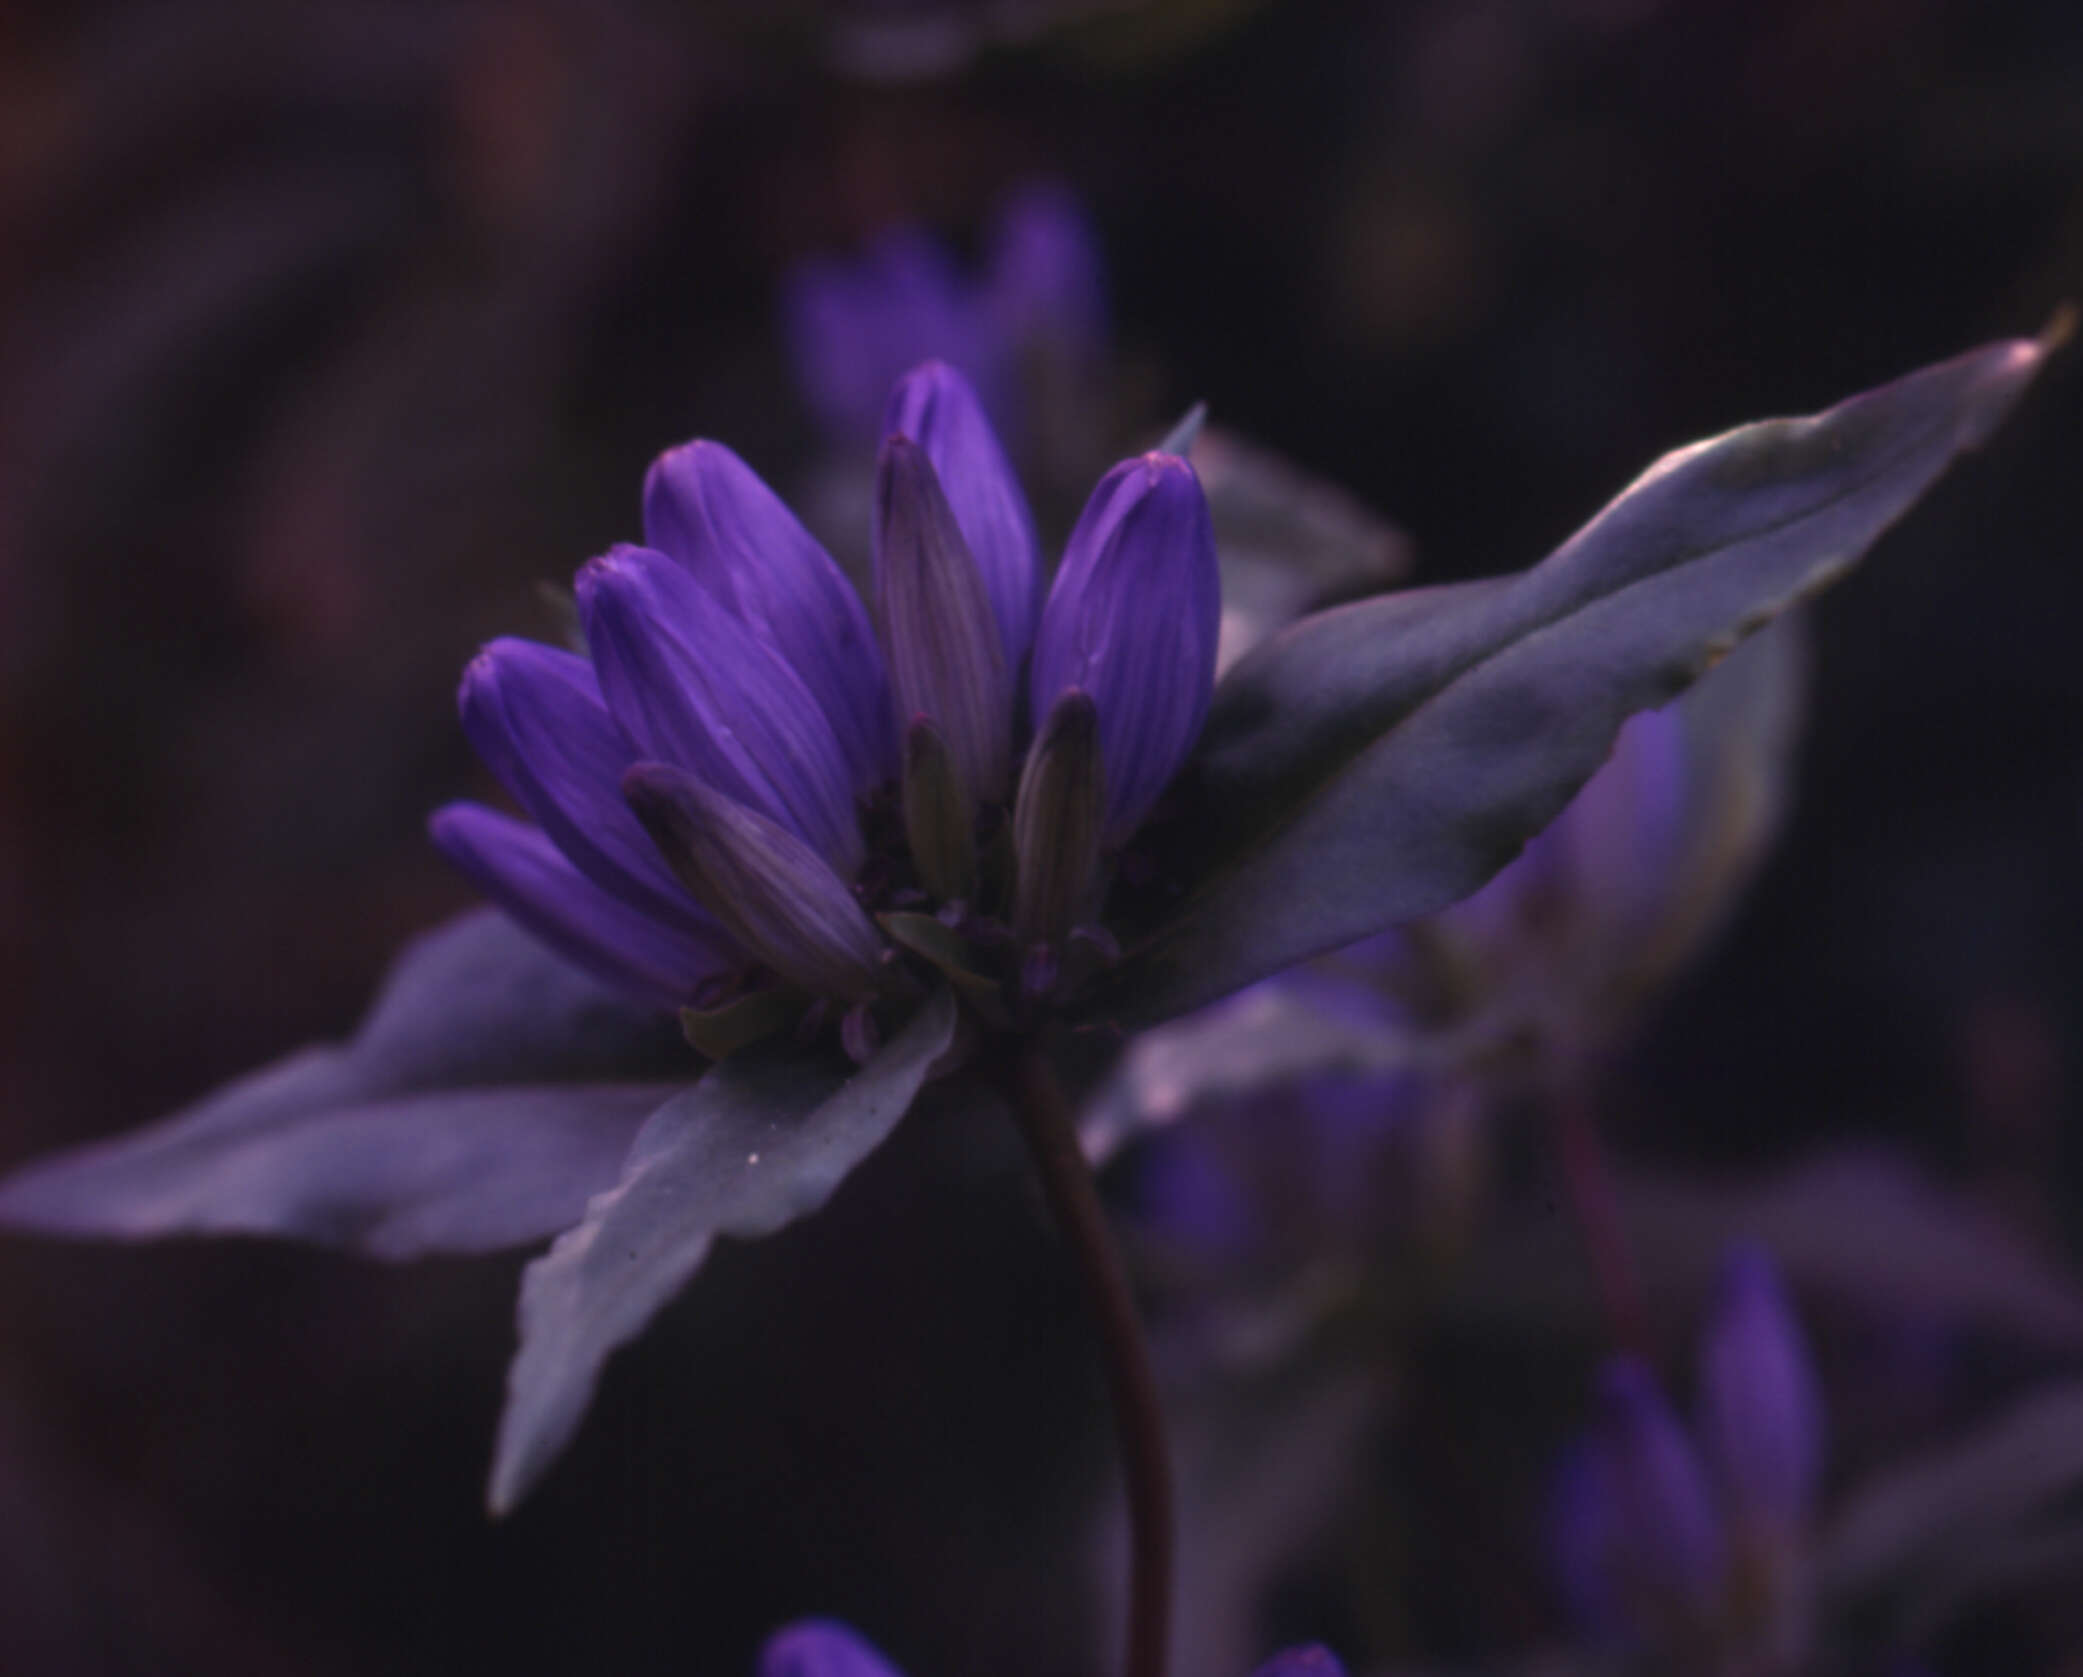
[460, 639, 718, 932]
[1697, 1243, 1825, 1532]
[0, 1083, 674, 1259]
[1591, 1357, 1726, 1624]
[882, 360, 1041, 670]
[1033, 452, 1220, 846]
[577, 546, 865, 874]
[873, 434, 1014, 800]
[985, 178, 1108, 357]
[429, 803, 738, 1009]
[759, 1620, 905, 1677]
[641, 441, 894, 791]
[1250, 1648, 1347, 1677]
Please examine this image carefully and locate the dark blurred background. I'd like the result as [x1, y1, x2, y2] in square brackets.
[0, 1, 2079, 1672]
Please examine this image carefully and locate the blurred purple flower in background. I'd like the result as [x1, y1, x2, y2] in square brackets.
[1550, 1242, 1825, 1665]
[758, 1618, 1345, 1677]
[1349, 610, 1806, 1076]
[783, 180, 1107, 447]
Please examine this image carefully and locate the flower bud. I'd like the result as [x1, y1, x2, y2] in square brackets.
[902, 717, 979, 905]
[641, 440, 895, 794]
[873, 435, 1015, 801]
[1012, 689, 1103, 947]
[883, 360, 1041, 670]
[1698, 1243, 1823, 1535]
[1588, 1357, 1726, 1638]
[624, 763, 884, 1002]
[759, 1619, 904, 1677]
[1032, 452, 1219, 847]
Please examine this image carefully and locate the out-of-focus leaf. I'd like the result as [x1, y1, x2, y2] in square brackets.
[1815, 1380, 2083, 1642]
[1090, 334, 2052, 1027]
[487, 987, 959, 1514]
[1078, 975, 1411, 1166]
[1192, 423, 1413, 676]
[1167, 1356, 1387, 1677]
[0, 1085, 678, 1259]
[1451, 1147, 2083, 1350]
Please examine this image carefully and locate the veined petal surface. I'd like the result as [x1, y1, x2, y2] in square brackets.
[642, 441, 894, 791]
[430, 803, 737, 1009]
[883, 360, 1041, 670]
[578, 545, 865, 875]
[459, 638, 717, 930]
[873, 435, 1014, 800]
[1033, 452, 1220, 846]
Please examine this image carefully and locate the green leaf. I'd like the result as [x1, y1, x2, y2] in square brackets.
[1815, 1379, 2083, 1644]
[1087, 334, 2052, 1026]
[486, 987, 959, 1514]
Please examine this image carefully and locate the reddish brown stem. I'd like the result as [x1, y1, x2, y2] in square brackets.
[1006, 1039, 1173, 1677]
[1551, 1075, 1649, 1357]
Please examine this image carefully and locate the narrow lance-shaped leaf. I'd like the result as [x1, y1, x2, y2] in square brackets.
[1085, 332, 2055, 1026]
[487, 987, 959, 1514]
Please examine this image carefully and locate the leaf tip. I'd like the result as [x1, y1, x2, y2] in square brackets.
[2037, 302, 2077, 357]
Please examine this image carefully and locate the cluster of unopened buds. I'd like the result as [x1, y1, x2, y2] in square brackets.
[433, 358, 1215, 1063]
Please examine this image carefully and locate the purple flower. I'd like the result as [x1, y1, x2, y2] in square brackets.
[1697, 1242, 1825, 1537]
[1548, 1248, 1826, 1664]
[1032, 453, 1221, 847]
[781, 180, 1107, 445]
[433, 359, 1220, 1029]
[1586, 1357, 1726, 1628]
[882, 360, 1042, 674]
[759, 1620, 905, 1677]
[755, 1620, 1341, 1677]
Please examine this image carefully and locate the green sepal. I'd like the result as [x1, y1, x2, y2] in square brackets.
[679, 987, 804, 1061]
[878, 912, 1010, 1027]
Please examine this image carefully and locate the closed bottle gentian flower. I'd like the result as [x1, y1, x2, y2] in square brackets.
[431, 358, 1221, 1045]
[1032, 452, 1221, 848]
[1582, 1357, 1727, 1641]
[874, 432, 1016, 803]
[642, 439, 895, 795]
[882, 359, 1042, 673]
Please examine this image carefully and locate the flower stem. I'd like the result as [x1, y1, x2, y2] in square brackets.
[1006, 1038, 1173, 1677]
[1549, 1072, 1648, 1357]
